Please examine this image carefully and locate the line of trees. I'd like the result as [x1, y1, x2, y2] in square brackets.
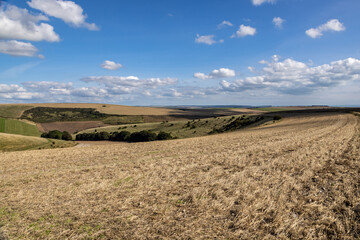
[76, 130, 173, 142]
[41, 130, 73, 141]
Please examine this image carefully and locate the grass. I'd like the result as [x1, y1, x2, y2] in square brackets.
[0, 118, 40, 136]
[78, 115, 269, 139]
[0, 133, 76, 152]
[102, 115, 144, 125]
[0, 112, 359, 239]
[0, 105, 33, 118]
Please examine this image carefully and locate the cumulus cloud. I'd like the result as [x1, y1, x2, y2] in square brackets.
[81, 76, 177, 90]
[306, 19, 345, 38]
[0, 84, 44, 100]
[273, 17, 284, 29]
[231, 24, 256, 38]
[194, 68, 236, 80]
[27, 0, 98, 30]
[220, 56, 360, 94]
[0, 4, 60, 42]
[0, 84, 26, 93]
[0, 40, 42, 57]
[217, 20, 233, 29]
[22, 81, 73, 91]
[195, 34, 221, 45]
[252, 0, 276, 6]
[101, 60, 123, 70]
[71, 87, 107, 98]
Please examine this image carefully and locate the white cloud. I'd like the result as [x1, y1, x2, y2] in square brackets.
[218, 20, 233, 29]
[0, 84, 44, 100]
[71, 87, 107, 98]
[306, 19, 345, 38]
[252, 0, 276, 6]
[220, 56, 360, 94]
[0, 4, 60, 42]
[0, 40, 42, 57]
[0, 84, 26, 93]
[27, 0, 98, 30]
[101, 60, 123, 70]
[81, 76, 177, 89]
[273, 17, 284, 29]
[195, 34, 220, 45]
[231, 24, 256, 38]
[194, 68, 236, 80]
[0, 92, 44, 100]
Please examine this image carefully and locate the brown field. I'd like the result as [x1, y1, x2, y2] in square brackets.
[0, 112, 359, 239]
[38, 121, 108, 134]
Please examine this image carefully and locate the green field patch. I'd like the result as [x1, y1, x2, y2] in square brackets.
[0, 118, 40, 136]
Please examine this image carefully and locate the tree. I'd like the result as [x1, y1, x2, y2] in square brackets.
[62, 131, 73, 141]
[156, 131, 173, 140]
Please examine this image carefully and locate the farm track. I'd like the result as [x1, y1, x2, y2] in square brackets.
[0, 113, 359, 239]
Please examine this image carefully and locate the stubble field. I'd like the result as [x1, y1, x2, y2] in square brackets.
[0, 112, 359, 239]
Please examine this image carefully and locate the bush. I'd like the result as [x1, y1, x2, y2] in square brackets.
[129, 130, 157, 142]
[62, 131, 73, 141]
[156, 131, 173, 141]
[47, 130, 63, 139]
[273, 115, 282, 121]
[111, 131, 130, 141]
[41, 130, 73, 141]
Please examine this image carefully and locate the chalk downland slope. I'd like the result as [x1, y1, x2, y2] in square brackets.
[0, 118, 40, 137]
[0, 113, 359, 239]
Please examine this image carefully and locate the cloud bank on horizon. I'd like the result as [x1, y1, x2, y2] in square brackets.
[0, 0, 359, 106]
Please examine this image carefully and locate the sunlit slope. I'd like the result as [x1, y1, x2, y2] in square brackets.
[0, 118, 40, 136]
[0, 113, 359, 239]
[0, 133, 49, 152]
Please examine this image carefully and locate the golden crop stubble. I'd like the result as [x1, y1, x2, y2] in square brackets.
[0, 113, 359, 239]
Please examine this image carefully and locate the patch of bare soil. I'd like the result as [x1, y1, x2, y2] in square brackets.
[38, 121, 108, 133]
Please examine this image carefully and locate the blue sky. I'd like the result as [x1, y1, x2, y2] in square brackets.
[0, 0, 359, 106]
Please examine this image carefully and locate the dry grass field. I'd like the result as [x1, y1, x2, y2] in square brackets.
[0, 133, 76, 152]
[0, 112, 359, 239]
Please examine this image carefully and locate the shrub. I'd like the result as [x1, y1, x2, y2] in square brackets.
[156, 131, 173, 140]
[111, 131, 130, 141]
[273, 115, 282, 121]
[41, 130, 73, 141]
[99, 131, 110, 140]
[62, 131, 73, 141]
[47, 130, 63, 139]
[129, 130, 157, 142]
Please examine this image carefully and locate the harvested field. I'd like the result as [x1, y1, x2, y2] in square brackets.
[0, 113, 359, 239]
[38, 121, 108, 134]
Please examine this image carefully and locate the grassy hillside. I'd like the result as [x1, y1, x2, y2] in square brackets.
[0, 118, 40, 136]
[79, 115, 269, 139]
[0, 105, 33, 118]
[0, 133, 76, 152]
